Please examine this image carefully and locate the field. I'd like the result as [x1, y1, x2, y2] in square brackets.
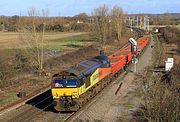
[0, 31, 96, 109]
[176, 24, 180, 30]
[0, 32, 91, 50]
[46, 34, 95, 50]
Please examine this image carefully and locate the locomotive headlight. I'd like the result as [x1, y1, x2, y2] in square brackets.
[53, 93, 59, 99]
[55, 83, 60, 87]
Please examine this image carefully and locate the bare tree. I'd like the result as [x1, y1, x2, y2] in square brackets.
[162, 13, 173, 25]
[18, 8, 49, 72]
[0, 16, 6, 31]
[91, 5, 125, 49]
[40, 9, 49, 70]
[111, 6, 124, 40]
[91, 4, 109, 49]
[28, 7, 42, 70]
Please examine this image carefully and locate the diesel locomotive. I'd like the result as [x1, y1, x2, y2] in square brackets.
[51, 51, 111, 111]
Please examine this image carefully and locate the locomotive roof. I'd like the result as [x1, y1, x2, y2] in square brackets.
[53, 53, 109, 79]
[66, 57, 106, 78]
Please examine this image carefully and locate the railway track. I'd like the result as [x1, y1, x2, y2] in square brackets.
[63, 45, 148, 122]
[2, 61, 129, 122]
[5, 90, 53, 122]
[52, 46, 149, 122]
[63, 73, 127, 122]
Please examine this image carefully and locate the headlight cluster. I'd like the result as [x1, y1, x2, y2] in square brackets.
[55, 83, 62, 87]
[53, 93, 59, 99]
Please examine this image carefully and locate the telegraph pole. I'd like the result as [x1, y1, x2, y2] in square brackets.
[143, 16, 150, 32]
[131, 19, 133, 31]
[137, 16, 139, 28]
[147, 16, 149, 32]
[132, 16, 135, 27]
[140, 16, 142, 29]
[144, 16, 146, 30]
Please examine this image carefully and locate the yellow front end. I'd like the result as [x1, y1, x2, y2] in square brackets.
[51, 88, 79, 99]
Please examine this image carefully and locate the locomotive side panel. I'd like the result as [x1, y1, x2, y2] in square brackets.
[98, 68, 111, 81]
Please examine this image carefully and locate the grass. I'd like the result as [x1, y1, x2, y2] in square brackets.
[0, 32, 87, 49]
[0, 93, 20, 108]
[0, 31, 95, 51]
[45, 34, 96, 50]
[50, 34, 95, 42]
[175, 24, 180, 30]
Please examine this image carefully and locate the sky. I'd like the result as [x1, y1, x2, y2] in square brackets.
[0, 0, 180, 16]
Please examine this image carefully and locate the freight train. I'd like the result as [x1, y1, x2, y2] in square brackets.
[51, 29, 151, 111]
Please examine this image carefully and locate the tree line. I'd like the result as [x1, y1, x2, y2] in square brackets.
[149, 13, 180, 25]
[0, 13, 90, 32]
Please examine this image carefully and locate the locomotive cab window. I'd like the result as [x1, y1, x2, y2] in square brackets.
[53, 78, 78, 88]
[53, 79, 64, 88]
[66, 79, 78, 87]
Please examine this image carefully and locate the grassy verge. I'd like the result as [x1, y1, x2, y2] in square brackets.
[46, 34, 96, 50]
[174, 24, 180, 30]
[132, 33, 180, 122]
[0, 93, 20, 109]
[152, 32, 162, 66]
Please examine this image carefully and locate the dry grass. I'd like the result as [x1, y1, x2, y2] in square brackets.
[134, 63, 180, 122]
[130, 31, 180, 122]
[0, 32, 87, 49]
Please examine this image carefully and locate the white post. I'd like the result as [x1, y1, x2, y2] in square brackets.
[165, 58, 174, 71]
[132, 16, 135, 27]
[131, 19, 133, 31]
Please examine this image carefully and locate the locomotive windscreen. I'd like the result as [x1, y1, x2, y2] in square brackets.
[53, 78, 78, 88]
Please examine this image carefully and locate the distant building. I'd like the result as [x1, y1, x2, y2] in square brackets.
[155, 29, 159, 33]
[77, 20, 83, 24]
